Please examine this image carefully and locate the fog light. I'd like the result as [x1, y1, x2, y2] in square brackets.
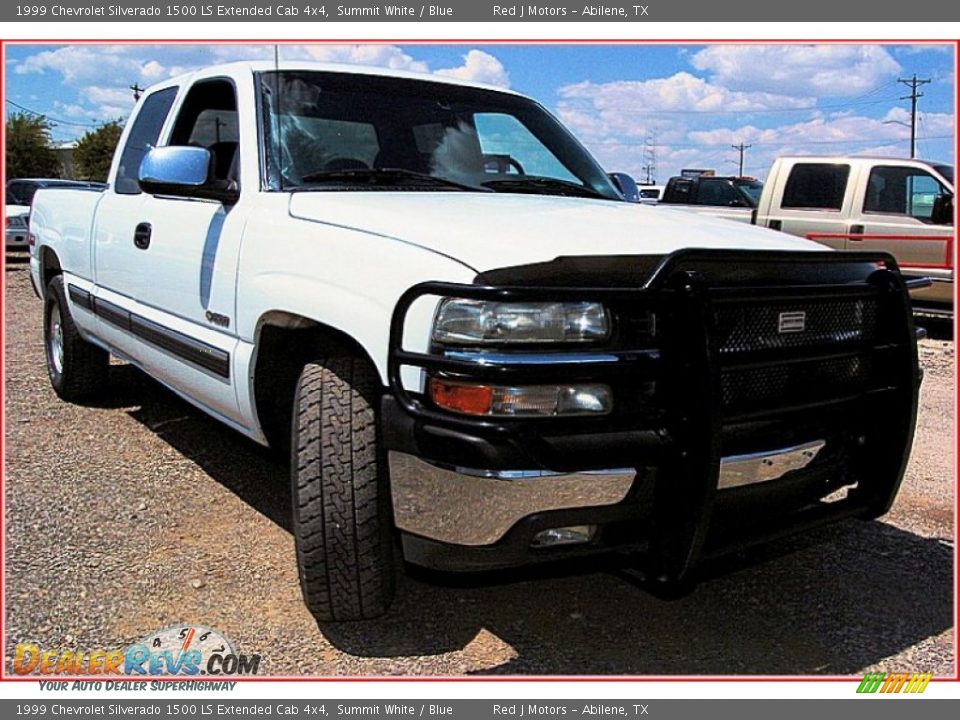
[531, 525, 596, 548]
[428, 378, 612, 417]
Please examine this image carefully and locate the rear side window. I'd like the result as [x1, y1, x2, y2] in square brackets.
[697, 178, 741, 206]
[115, 87, 178, 195]
[782, 163, 850, 210]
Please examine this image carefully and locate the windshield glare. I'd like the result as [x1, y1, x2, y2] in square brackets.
[258, 71, 622, 200]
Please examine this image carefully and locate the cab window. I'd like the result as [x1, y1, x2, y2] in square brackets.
[864, 166, 949, 223]
[169, 79, 240, 188]
[782, 163, 850, 210]
[697, 178, 742, 206]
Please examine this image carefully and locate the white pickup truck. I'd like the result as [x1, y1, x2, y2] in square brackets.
[754, 156, 955, 313]
[30, 62, 922, 622]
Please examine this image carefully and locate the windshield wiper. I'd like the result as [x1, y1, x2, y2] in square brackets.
[298, 168, 490, 192]
[481, 176, 610, 200]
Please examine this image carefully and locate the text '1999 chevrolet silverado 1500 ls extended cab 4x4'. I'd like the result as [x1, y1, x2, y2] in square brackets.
[30, 62, 922, 623]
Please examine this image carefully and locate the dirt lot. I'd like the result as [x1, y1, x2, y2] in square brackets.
[3, 254, 955, 676]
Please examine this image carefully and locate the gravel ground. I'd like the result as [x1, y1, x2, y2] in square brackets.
[3, 254, 955, 677]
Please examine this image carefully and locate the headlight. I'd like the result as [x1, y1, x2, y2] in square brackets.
[432, 299, 610, 345]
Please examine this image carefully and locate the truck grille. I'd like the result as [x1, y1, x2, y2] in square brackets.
[720, 353, 872, 413]
[713, 295, 879, 356]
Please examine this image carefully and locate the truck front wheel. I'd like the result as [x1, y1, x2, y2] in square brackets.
[291, 357, 395, 622]
[44, 276, 109, 401]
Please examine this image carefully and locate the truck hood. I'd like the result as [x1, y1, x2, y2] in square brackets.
[288, 192, 823, 273]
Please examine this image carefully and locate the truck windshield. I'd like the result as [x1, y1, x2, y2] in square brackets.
[257, 70, 622, 201]
[735, 179, 764, 206]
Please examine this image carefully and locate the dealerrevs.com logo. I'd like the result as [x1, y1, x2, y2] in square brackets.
[13, 625, 261, 676]
[857, 672, 932, 694]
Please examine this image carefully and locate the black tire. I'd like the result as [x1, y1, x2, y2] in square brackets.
[43, 276, 109, 401]
[291, 356, 395, 622]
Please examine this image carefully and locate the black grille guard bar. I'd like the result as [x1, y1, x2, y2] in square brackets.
[386, 249, 921, 583]
[388, 249, 907, 417]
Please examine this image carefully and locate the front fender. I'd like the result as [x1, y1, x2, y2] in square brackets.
[235, 212, 477, 385]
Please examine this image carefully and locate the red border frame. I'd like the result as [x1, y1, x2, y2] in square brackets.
[0, 37, 957, 684]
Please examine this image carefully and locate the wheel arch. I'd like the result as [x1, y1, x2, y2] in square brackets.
[249, 310, 383, 452]
[39, 245, 63, 298]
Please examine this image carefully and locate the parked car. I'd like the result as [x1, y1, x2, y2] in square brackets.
[5, 179, 106, 250]
[656, 175, 763, 222]
[638, 184, 664, 204]
[6, 192, 30, 250]
[30, 62, 922, 622]
[754, 156, 954, 313]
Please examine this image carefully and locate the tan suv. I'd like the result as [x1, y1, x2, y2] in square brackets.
[755, 156, 954, 313]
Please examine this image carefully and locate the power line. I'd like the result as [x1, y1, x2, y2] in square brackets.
[4, 99, 103, 128]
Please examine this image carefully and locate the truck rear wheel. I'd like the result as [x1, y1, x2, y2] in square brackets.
[44, 276, 109, 401]
[291, 357, 395, 622]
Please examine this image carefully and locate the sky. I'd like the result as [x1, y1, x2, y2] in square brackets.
[3, 43, 955, 183]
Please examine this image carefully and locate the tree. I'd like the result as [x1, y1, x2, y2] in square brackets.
[5, 113, 60, 179]
[73, 121, 124, 182]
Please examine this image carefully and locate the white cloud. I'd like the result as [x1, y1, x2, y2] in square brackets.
[14, 46, 170, 85]
[301, 45, 429, 73]
[52, 101, 99, 119]
[894, 44, 953, 55]
[84, 86, 136, 107]
[556, 72, 814, 141]
[690, 45, 902, 97]
[435, 50, 510, 88]
[574, 104, 955, 184]
[687, 111, 955, 150]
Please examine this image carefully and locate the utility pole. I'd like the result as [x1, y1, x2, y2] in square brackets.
[642, 131, 657, 185]
[731, 142, 752, 177]
[129, 83, 145, 101]
[898, 74, 931, 159]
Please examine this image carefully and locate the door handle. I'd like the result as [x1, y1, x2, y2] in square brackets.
[134, 222, 152, 250]
[768, 219, 782, 231]
[849, 224, 864, 239]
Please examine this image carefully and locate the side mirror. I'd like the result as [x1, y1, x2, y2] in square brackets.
[139, 146, 239, 205]
[931, 193, 954, 226]
[608, 172, 640, 203]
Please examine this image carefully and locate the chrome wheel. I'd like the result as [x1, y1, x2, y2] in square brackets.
[48, 302, 64, 376]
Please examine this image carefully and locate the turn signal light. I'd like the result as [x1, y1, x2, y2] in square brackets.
[428, 378, 612, 417]
[428, 380, 494, 416]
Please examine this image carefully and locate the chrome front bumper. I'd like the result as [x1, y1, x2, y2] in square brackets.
[390, 439, 827, 547]
[389, 452, 636, 546]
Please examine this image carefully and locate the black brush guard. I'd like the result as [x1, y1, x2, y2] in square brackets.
[385, 250, 921, 581]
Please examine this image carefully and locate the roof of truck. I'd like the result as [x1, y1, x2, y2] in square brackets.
[774, 155, 951, 166]
[161, 60, 525, 97]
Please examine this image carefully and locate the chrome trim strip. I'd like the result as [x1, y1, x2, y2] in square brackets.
[443, 351, 625, 366]
[718, 440, 825, 490]
[452, 466, 636, 480]
[389, 452, 636, 546]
